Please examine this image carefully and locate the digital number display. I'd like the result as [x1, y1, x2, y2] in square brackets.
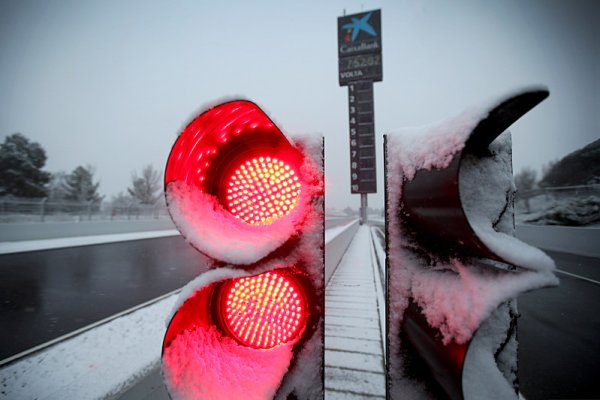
[341, 54, 381, 70]
[338, 54, 382, 85]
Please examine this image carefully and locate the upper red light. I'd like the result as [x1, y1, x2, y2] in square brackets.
[226, 156, 301, 225]
[165, 101, 296, 193]
[222, 271, 306, 349]
[165, 100, 305, 227]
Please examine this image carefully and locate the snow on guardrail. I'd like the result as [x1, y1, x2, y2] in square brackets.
[0, 230, 180, 255]
[325, 219, 360, 284]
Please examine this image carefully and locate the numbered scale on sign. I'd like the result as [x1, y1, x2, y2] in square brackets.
[348, 81, 377, 193]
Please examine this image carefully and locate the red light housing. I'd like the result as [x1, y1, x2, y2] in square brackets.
[163, 101, 310, 264]
[162, 269, 312, 352]
[164, 101, 304, 217]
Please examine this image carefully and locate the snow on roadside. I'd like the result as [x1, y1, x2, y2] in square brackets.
[0, 295, 177, 400]
[0, 230, 180, 255]
[325, 219, 358, 244]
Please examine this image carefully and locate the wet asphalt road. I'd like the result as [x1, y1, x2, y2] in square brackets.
[0, 236, 208, 362]
[518, 250, 600, 400]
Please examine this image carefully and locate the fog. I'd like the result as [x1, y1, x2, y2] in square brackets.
[1, 0, 598, 209]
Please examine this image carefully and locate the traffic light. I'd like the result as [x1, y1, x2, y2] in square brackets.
[161, 100, 324, 400]
[384, 87, 558, 399]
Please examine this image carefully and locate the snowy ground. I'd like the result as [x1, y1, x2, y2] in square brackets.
[324, 226, 386, 399]
[0, 293, 178, 400]
[0, 230, 180, 255]
[0, 219, 176, 242]
[515, 194, 600, 226]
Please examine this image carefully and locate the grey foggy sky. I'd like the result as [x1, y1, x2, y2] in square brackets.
[1, 0, 598, 210]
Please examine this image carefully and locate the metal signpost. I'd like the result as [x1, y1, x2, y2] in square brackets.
[338, 9, 382, 224]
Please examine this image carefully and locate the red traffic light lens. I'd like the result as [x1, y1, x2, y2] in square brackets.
[226, 156, 302, 225]
[221, 271, 307, 349]
[164, 100, 315, 265]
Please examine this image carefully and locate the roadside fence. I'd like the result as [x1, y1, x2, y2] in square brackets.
[0, 197, 169, 222]
[515, 184, 600, 225]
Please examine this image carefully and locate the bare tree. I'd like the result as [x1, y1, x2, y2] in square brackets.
[514, 166, 537, 192]
[128, 164, 162, 205]
[47, 171, 70, 201]
[514, 166, 538, 212]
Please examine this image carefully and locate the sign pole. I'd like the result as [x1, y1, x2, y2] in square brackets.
[337, 9, 382, 219]
[361, 193, 368, 225]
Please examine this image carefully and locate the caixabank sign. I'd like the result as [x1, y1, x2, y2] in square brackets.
[337, 9, 382, 86]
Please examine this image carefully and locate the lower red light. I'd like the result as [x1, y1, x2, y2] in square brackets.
[222, 271, 306, 349]
[225, 156, 301, 225]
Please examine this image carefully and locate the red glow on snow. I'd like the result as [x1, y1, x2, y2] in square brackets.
[225, 156, 301, 225]
[222, 271, 306, 349]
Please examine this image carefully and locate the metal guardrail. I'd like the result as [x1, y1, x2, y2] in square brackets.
[517, 184, 600, 199]
[0, 197, 169, 222]
[325, 220, 360, 284]
[515, 184, 600, 225]
[516, 184, 600, 209]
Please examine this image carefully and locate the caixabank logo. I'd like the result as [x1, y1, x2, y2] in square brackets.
[338, 9, 382, 56]
[337, 9, 383, 85]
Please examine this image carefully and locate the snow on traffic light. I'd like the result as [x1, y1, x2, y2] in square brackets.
[162, 100, 324, 400]
[384, 87, 559, 399]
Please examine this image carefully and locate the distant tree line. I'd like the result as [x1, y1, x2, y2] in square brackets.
[3, 132, 597, 206]
[0, 133, 162, 205]
[514, 138, 600, 191]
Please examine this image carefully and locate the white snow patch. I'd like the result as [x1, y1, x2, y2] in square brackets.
[167, 267, 251, 323]
[325, 219, 358, 244]
[387, 84, 548, 182]
[459, 133, 555, 272]
[166, 134, 323, 266]
[275, 321, 323, 400]
[462, 303, 519, 399]
[410, 260, 555, 345]
[387, 107, 483, 181]
[0, 229, 179, 255]
[163, 326, 295, 400]
[166, 183, 305, 265]
[0, 294, 177, 400]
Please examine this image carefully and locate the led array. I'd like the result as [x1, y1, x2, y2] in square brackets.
[226, 157, 301, 225]
[223, 272, 305, 349]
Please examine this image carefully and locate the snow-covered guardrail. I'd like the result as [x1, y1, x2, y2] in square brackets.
[325, 219, 360, 284]
[516, 224, 600, 258]
[0, 219, 176, 242]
